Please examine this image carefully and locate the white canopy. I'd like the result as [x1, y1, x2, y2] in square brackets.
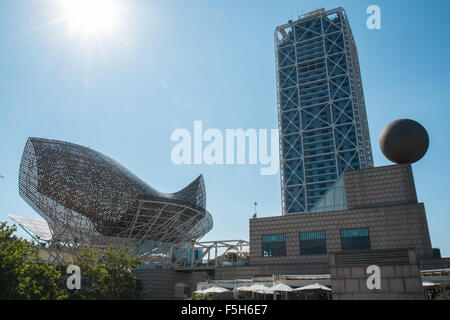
[255, 287, 274, 294]
[422, 281, 439, 287]
[270, 283, 293, 292]
[236, 284, 268, 292]
[225, 248, 249, 254]
[293, 283, 332, 291]
[195, 286, 231, 294]
[8, 214, 52, 241]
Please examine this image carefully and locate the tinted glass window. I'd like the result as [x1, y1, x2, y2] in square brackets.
[300, 231, 327, 255]
[341, 228, 370, 251]
[262, 234, 286, 257]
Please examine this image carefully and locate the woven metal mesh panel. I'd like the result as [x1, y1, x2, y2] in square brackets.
[18, 138, 213, 247]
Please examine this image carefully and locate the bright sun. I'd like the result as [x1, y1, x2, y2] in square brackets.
[62, 0, 121, 36]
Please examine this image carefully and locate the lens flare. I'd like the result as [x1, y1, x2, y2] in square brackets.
[62, 0, 120, 36]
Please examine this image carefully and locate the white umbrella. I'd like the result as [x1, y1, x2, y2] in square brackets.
[293, 283, 332, 291]
[236, 284, 273, 300]
[269, 283, 293, 300]
[270, 283, 293, 292]
[255, 286, 274, 301]
[237, 284, 269, 299]
[227, 248, 249, 253]
[255, 287, 274, 294]
[236, 284, 268, 292]
[235, 286, 247, 291]
[204, 286, 231, 294]
[195, 286, 230, 294]
[423, 281, 439, 287]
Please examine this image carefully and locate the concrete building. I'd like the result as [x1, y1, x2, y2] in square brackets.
[275, 7, 373, 214]
[212, 163, 450, 299]
[131, 162, 449, 300]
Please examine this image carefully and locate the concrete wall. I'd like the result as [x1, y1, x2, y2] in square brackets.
[249, 203, 433, 265]
[330, 249, 424, 300]
[249, 164, 434, 271]
[419, 258, 450, 270]
[132, 269, 207, 300]
[215, 263, 329, 280]
[345, 164, 418, 209]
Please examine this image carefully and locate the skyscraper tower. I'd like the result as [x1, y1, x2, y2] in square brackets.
[275, 7, 373, 215]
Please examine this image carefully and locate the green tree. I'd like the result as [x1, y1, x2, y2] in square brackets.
[68, 244, 145, 299]
[435, 281, 450, 300]
[0, 222, 67, 300]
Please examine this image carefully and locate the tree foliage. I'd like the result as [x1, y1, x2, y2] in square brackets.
[435, 281, 450, 300]
[1, 221, 148, 300]
[68, 245, 146, 300]
[0, 222, 67, 300]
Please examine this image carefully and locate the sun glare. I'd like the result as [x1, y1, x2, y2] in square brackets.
[63, 0, 121, 36]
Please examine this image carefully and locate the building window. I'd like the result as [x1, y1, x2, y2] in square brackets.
[183, 286, 191, 298]
[262, 234, 286, 257]
[300, 231, 327, 255]
[341, 228, 370, 251]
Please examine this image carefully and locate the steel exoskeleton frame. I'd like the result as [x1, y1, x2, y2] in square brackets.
[274, 7, 373, 215]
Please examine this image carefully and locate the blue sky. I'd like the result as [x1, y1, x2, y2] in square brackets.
[0, 0, 449, 255]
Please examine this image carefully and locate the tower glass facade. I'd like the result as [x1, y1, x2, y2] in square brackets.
[275, 7, 373, 214]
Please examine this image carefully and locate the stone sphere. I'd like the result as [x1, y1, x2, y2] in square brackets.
[379, 119, 429, 164]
